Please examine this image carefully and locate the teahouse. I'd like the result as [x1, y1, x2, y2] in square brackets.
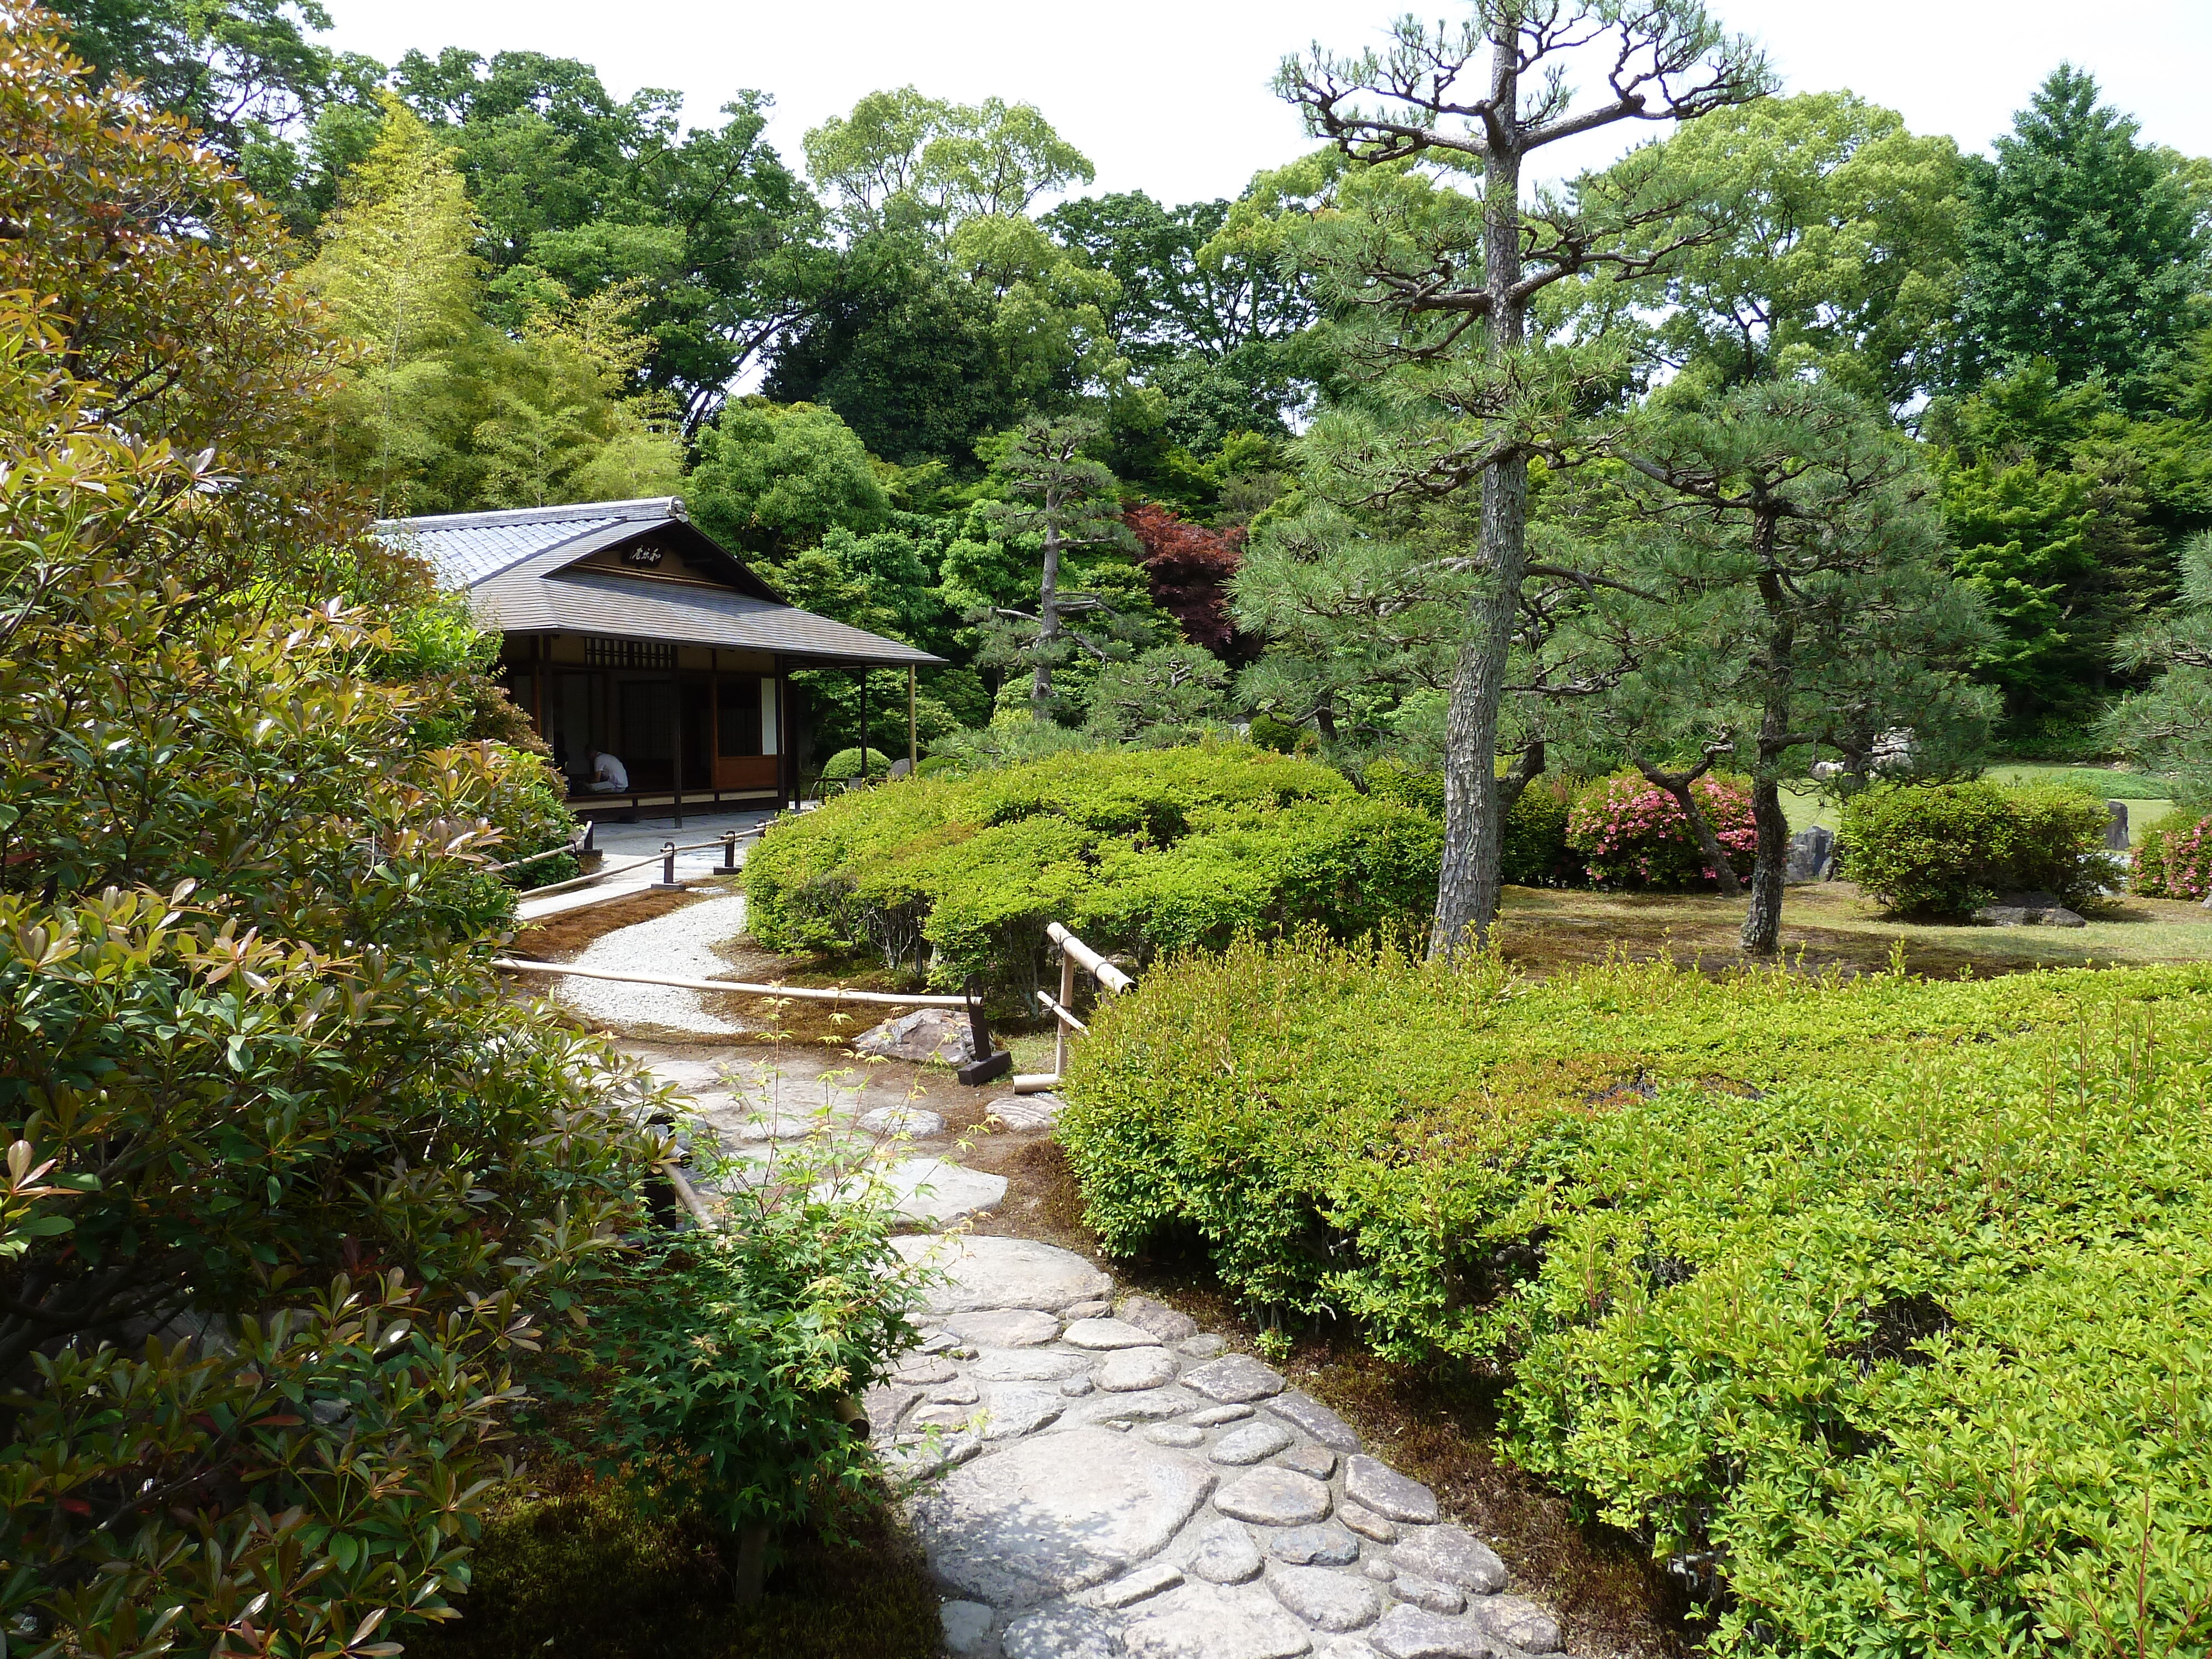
[377, 497, 942, 817]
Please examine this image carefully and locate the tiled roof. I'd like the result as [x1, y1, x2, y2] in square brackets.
[375, 497, 944, 669]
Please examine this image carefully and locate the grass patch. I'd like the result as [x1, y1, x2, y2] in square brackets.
[406, 1472, 940, 1659]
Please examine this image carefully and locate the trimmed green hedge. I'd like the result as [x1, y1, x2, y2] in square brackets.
[742, 745, 1441, 997]
[1840, 780, 2115, 914]
[1060, 939, 2212, 1656]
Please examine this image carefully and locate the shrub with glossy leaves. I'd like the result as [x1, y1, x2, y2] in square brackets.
[1567, 771, 1755, 888]
[1840, 780, 2116, 914]
[1061, 936, 2212, 1658]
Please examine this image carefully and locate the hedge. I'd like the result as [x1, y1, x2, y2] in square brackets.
[1059, 938, 2212, 1656]
[1839, 780, 2115, 915]
[742, 745, 1441, 997]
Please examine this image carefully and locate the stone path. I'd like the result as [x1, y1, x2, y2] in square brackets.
[874, 1234, 1566, 1659]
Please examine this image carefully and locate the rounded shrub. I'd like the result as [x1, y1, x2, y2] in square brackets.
[1839, 780, 2115, 915]
[1501, 778, 1576, 887]
[1248, 712, 1304, 754]
[2131, 811, 2212, 899]
[1566, 771, 1755, 888]
[821, 745, 892, 785]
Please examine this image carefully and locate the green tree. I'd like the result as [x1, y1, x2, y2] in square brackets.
[1950, 65, 2208, 408]
[2101, 530, 2212, 790]
[1279, 0, 1771, 954]
[686, 398, 891, 557]
[804, 87, 1093, 234]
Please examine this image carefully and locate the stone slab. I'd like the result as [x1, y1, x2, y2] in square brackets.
[972, 1347, 1094, 1383]
[1066, 1317, 1167, 1350]
[940, 1308, 1061, 1349]
[987, 1092, 1066, 1130]
[1003, 1603, 1122, 1659]
[1209, 1420, 1296, 1465]
[894, 1234, 1114, 1314]
[1215, 1467, 1333, 1527]
[1344, 1456, 1437, 1525]
[1269, 1566, 1382, 1632]
[1120, 1295, 1201, 1343]
[859, 1105, 945, 1136]
[978, 1384, 1067, 1441]
[1062, 1386, 1198, 1426]
[1478, 1595, 1561, 1653]
[1269, 1524, 1360, 1567]
[1367, 1606, 1499, 1659]
[1268, 1391, 1362, 1454]
[1100, 1347, 1181, 1391]
[915, 1426, 1217, 1608]
[1183, 1354, 1287, 1404]
[1279, 1444, 1337, 1481]
[875, 1157, 1006, 1226]
[1390, 1527, 1505, 1595]
[1123, 1580, 1317, 1659]
[1188, 1519, 1264, 1584]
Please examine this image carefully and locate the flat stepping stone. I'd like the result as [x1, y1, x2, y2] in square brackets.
[875, 1157, 1006, 1226]
[1191, 1405, 1254, 1427]
[1062, 1385, 1197, 1425]
[893, 1234, 1112, 1314]
[940, 1308, 1060, 1348]
[973, 1347, 1093, 1382]
[941, 1599, 993, 1656]
[1269, 1525, 1359, 1566]
[1280, 1444, 1337, 1480]
[978, 1384, 1066, 1441]
[914, 1426, 1217, 1607]
[1390, 1526, 1505, 1594]
[1065, 1317, 1163, 1349]
[1478, 1595, 1561, 1653]
[1183, 1354, 1287, 1403]
[1147, 1423, 1206, 1448]
[1269, 1391, 1362, 1453]
[1187, 1518, 1264, 1584]
[1119, 1295, 1199, 1342]
[1340, 1504, 1396, 1544]
[987, 1092, 1065, 1129]
[1209, 1420, 1296, 1465]
[1215, 1467, 1333, 1526]
[859, 1105, 944, 1135]
[1368, 1605, 1492, 1659]
[1094, 1561, 1186, 1609]
[1391, 1572, 1465, 1615]
[1124, 1580, 1317, 1659]
[1344, 1456, 1437, 1525]
[1099, 1347, 1181, 1391]
[1003, 1603, 1122, 1659]
[1269, 1566, 1382, 1632]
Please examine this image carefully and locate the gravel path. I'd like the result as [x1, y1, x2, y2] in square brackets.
[557, 891, 750, 1034]
[878, 1234, 1570, 1659]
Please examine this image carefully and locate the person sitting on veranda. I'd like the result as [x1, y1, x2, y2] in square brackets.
[585, 747, 628, 794]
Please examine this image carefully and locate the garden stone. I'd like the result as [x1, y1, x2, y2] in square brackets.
[1783, 825, 1835, 884]
[1363, 1559, 1395, 1583]
[1063, 1386, 1197, 1425]
[1061, 1375, 1095, 1397]
[2106, 801, 2130, 849]
[1002, 1603, 1122, 1659]
[859, 1105, 945, 1136]
[1479, 1597, 1562, 1653]
[1067, 1317, 1167, 1349]
[1390, 1573, 1465, 1615]
[863, 1384, 918, 1438]
[1120, 1295, 1201, 1342]
[869, 1157, 1006, 1226]
[1268, 1524, 1360, 1566]
[941, 1309, 1061, 1349]
[1148, 1423, 1206, 1448]
[1188, 1519, 1265, 1584]
[1180, 1334, 1228, 1358]
[914, 1426, 1217, 1607]
[884, 1426, 982, 1481]
[1344, 1457, 1437, 1525]
[1215, 1467, 1333, 1526]
[1338, 1505, 1396, 1545]
[1191, 1405, 1254, 1427]
[1367, 1606, 1499, 1659]
[973, 1347, 1094, 1382]
[1066, 1299, 1114, 1319]
[1184, 1354, 1287, 1403]
[1278, 1443, 1337, 1480]
[941, 1599, 995, 1656]
[893, 1356, 957, 1386]
[1269, 1566, 1383, 1632]
[1100, 1347, 1182, 1390]
[1123, 1580, 1317, 1659]
[987, 1092, 1065, 1129]
[1974, 901, 2086, 927]
[892, 1233, 1113, 1314]
[1210, 1420, 1296, 1465]
[912, 1401, 983, 1431]
[1319, 1644, 1384, 1659]
[1391, 1527, 1506, 1594]
[978, 1385, 1066, 1441]
[930, 1379, 981, 1405]
[854, 1008, 972, 1064]
[1094, 1562, 1186, 1609]
[1269, 1391, 1362, 1453]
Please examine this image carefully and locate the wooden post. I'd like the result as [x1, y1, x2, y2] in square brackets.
[671, 669, 684, 829]
[907, 664, 917, 774]
[530, 635, 544, 736]
[857, 669, 868, 784]
[708, 653, 721, 806]
[1054, 943, 1074, 1079]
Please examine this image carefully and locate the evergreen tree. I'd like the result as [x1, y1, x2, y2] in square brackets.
[1951, 65, 2206, 407]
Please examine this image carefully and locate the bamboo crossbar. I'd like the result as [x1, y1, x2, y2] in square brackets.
[1044, 921, 1133, 993]
[492, 956, 968, 1007]
[1036, 989, 1088, 1034]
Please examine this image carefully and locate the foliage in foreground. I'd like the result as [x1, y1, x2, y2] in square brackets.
[742, 744, 1439, 997]
[1061, 937, 2212, 1657]
[1838, 780, 2116, 914]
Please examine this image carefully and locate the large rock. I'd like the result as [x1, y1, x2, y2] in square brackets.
[1973, 901, 2086, 928]
[978, 1384, 1067, 1441]
[1343, 1457, 1437, 1525]
[893, 1234, 1113, 1314]
[2106, 800, 2130, 850]
[870, 1158, 1006, 1226]
[915, 1427, 1217, 1608]
[1123, 1580, 1317, 1659]
[1783, 825, 1835, 884]
[1390, 1527, 1506, 1594]
[853, 1006, 974, 1063]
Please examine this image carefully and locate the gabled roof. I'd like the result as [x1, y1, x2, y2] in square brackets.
[375, 497, 942, 669]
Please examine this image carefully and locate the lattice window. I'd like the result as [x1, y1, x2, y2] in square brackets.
[585, 637, 674, 670]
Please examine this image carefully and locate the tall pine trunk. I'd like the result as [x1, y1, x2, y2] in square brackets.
[1431, 32, 1526, 960]
[1031, 517, 1062, 713]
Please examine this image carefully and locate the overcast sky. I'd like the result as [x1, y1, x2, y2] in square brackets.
[321, 1, 2212, 207]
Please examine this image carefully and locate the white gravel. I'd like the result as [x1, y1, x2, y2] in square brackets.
[557, 891, 750, 1035]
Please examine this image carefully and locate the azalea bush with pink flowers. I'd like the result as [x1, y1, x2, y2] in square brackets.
[1567, 771, 1758, 888]
[2132, 812, 2212, 899]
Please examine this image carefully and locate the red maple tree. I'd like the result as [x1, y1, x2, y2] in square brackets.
[1124, 503, 1259, 665]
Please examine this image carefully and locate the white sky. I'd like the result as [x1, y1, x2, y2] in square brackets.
[322, 1, 2212, 207]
